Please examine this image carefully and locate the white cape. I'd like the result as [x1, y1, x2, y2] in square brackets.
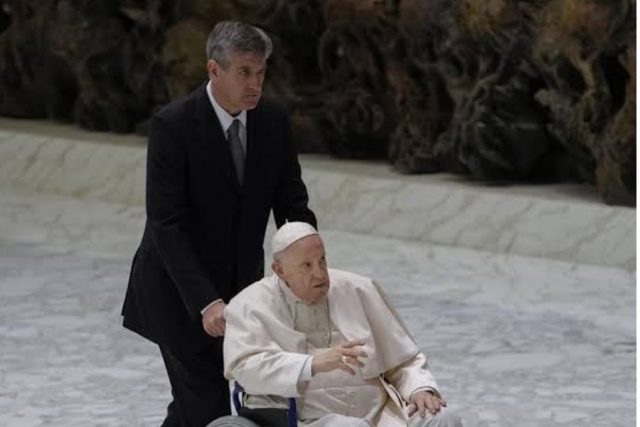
[224, 269, 429, 426]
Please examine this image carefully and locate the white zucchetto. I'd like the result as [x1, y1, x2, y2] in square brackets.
[272, 222, 318, 254]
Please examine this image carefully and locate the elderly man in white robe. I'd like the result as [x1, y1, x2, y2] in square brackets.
[210, 222, 463, 427]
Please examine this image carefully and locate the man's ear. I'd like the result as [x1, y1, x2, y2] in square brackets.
[271, 259, 284, 277]
[207, 59, 218, 82]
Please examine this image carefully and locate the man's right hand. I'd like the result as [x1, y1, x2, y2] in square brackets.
[202, 301, 226, 337]
[311, 340, 368, 376]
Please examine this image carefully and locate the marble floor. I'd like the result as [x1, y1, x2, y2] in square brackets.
[0, 188, 634, 427]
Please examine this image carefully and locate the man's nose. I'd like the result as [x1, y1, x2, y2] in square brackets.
[312, 264, 327, 279]
[248, 74, 262, 91]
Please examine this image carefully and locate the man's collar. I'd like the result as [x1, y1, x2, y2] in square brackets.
[277, 276, 303, 304]
[206, 80, 247, 132]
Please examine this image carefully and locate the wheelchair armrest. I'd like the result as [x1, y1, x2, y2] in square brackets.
[232, 382, 298, 427]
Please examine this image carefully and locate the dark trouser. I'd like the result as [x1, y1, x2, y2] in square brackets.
[160, 339, 230, 427]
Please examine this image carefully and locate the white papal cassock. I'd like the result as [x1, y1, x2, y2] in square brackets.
[223, 268, 452, 427]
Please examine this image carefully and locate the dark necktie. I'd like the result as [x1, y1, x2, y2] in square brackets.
[228, 119, 245, 185]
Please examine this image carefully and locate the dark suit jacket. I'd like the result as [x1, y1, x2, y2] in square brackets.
[122, 84, 316, 352]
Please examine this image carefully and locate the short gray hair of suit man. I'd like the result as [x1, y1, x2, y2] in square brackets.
[206, 21, 273, 68]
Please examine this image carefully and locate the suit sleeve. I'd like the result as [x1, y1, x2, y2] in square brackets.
[272, 110, 317, 229]
[146, 115, 219, 319]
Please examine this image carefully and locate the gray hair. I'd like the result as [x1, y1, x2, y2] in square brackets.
[206, 21, 273, 69]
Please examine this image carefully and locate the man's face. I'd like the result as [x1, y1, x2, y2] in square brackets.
[272, 235, 330, 304]
[208, 51, 266, 115]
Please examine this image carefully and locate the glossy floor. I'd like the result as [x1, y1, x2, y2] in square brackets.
[0, 189, 634, 426]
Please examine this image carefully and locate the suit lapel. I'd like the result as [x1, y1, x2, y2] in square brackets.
[241, 107, 259, 196]
[194, 84, 241, 193]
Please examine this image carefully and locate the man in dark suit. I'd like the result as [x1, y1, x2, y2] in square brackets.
[122, 21, 317, 426]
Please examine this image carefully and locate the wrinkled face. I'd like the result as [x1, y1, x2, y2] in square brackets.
[272, 235, 330, 304]
[208, 51, 266, 115]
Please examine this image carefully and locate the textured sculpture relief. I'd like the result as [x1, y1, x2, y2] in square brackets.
[0, 0, 176, 132]
[0, 0, 635, 205]
[424, 2, 555, 180]
[317, 0, 397, 158]
[532, 0, 636, 205]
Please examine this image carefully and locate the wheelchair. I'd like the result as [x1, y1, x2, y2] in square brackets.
[231, 382, 298, 427]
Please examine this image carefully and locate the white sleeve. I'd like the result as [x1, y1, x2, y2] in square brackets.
[299, 356, 313, 381]
[384, 352, 440, 402]
[231, 352, 313, 398]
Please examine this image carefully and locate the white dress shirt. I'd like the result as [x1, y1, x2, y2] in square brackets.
[206, 80, 247, 153]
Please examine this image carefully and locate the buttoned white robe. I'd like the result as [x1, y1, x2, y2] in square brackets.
[223, 269, 444, 427]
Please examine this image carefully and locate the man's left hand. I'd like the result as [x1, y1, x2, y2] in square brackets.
[408, 390, 447, 417]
